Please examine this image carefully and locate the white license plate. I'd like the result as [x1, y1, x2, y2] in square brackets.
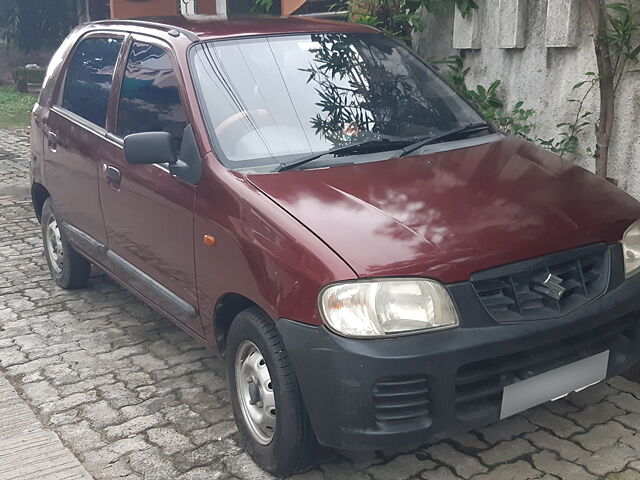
[500, 350, 609, 419]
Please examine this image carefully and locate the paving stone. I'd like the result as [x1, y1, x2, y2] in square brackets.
[103, 413, 166, 440]
[573, 421, 634, 451]
[608, 392, 640, 414]
[94, 457, 137, 479]
[161, 403, 211, 433]
[477, 438, 536, 465]
[81, 400, 123, 429]
[120, 395, 178, 421]
[531, 450, 597, 480]
[575, 443, 638, 476]
[567, 401, 624, 428]
[426, 443, 487, 478]
[21, 380, 60, 406]
[616, 412, 640, 430]
[367, 453, 435, 480]
[525, 406, 584, 438]
[320, 461, 372, 480]
[191, 420, 237, 445]
[471, 460, 543, 480]
[179, 465, 227, 480]
[608, 470, 640, 480]
[524, 430, 590, 461]
[58, 374, 116, 396]
[128, 446, 182, 478]
[40, 390, 98, 413]
[57, 420, 107, 451]
[147, 427, 195, 455]
[223, 452, 277, 480]
[174, 439, 241, 470]
[82, 435, 151, 468]
[130, 352, 168, 371]
[98, 381, 141, 409]
[609, 376, 640, 397]
[420, 466, 463, 480]
[48, 409, 80, 426]
[620, 431, 640, 452]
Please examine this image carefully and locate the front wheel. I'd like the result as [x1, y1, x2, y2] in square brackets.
[226, 307, 317, 477]
[41, 198, 91, 289]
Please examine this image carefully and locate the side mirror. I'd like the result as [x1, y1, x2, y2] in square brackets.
[123, 131, 177, 165]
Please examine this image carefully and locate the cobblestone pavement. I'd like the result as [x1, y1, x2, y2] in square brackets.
[3, 129, 640, 480]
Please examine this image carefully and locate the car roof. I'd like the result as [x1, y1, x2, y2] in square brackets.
[93, 15, 379, 42]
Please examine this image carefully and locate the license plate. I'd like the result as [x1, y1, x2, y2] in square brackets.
[500, 350, 609, 419]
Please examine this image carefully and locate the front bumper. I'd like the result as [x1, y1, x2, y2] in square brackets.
[277, 248, 640, 451]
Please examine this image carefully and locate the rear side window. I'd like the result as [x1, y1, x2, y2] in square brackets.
[62, 37, 122, 128]
[116, 42, 188, 148]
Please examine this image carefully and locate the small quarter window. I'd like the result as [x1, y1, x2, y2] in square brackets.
[62, 37, 122, 128]
[116, 42, 188, 149]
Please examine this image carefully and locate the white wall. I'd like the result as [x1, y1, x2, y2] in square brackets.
[414, 0, 640, 199]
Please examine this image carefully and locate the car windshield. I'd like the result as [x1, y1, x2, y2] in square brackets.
[190, 33, 484, 170]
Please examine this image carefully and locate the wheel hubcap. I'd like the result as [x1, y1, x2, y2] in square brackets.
[235, 340, 276, 445]
[45, 217, 64, 274]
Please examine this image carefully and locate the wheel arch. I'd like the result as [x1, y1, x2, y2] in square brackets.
[31, 183, 50, 222]
[213, 293, 273, 355]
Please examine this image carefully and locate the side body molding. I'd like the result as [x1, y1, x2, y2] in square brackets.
[62, 222, 198, 323]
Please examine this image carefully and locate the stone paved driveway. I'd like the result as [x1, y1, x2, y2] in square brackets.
[3, 129, 640, 480]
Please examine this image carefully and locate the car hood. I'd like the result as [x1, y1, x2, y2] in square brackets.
[247, 136, 640, 283]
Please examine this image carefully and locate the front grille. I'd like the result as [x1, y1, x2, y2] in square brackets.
[455, 315, 637, 421]
[472, 244, 610, 323]
[372, 375, 431, 423]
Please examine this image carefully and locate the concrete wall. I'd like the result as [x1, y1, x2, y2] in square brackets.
[414, 0, 640, 199]
[0, 44, 52, 85]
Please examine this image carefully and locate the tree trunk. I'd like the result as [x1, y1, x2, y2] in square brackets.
[588, 0, 615, 179]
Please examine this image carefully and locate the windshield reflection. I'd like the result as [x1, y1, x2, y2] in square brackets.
[191, 33, 482, 169]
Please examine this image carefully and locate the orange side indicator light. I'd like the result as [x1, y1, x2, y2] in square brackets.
[203, 234, 216, 246]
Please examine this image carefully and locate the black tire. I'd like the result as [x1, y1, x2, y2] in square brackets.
[41, 198, 91, 289]
[226, 307, 317, 477]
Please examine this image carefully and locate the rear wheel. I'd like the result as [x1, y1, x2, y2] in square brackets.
[225, 307, 317, 477]
[41, 198, 91, 289]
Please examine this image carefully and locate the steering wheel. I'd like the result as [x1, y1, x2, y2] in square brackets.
[215, 109, 272, 139]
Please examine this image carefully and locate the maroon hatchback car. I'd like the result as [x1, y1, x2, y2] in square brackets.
[30, 14, 640, 476]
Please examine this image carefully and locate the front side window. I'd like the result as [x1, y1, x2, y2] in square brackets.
[116, 42, 188, 148]
[191, 33, 484, 170]
[62, 37, 122, 128]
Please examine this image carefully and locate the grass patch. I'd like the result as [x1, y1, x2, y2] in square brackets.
[0, 84, 37, 129]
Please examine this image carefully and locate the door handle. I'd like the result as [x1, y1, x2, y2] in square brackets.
[47, 131, 58, 151]
[105, 165, 121, 189]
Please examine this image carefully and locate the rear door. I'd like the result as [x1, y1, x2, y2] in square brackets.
[44, 33, 125, 249]
[98, 36, 202, 335]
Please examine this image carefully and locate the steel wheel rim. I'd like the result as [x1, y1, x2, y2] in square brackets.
[235, 340, 276, 445]
[45, 217, 64, 274]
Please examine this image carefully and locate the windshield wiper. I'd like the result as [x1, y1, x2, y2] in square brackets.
[398, 122, 493, 158]
[276, 138, 410, 172]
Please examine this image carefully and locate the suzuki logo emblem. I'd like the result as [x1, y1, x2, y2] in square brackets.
[534, 274, 567, 300]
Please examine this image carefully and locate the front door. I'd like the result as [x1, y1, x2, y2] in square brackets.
[99, 37, 202, 335]
[44, 34, 124, 247]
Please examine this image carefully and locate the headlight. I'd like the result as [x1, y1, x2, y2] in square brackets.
[622, 220, 640, 278]
[319, 278, 459, 337]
